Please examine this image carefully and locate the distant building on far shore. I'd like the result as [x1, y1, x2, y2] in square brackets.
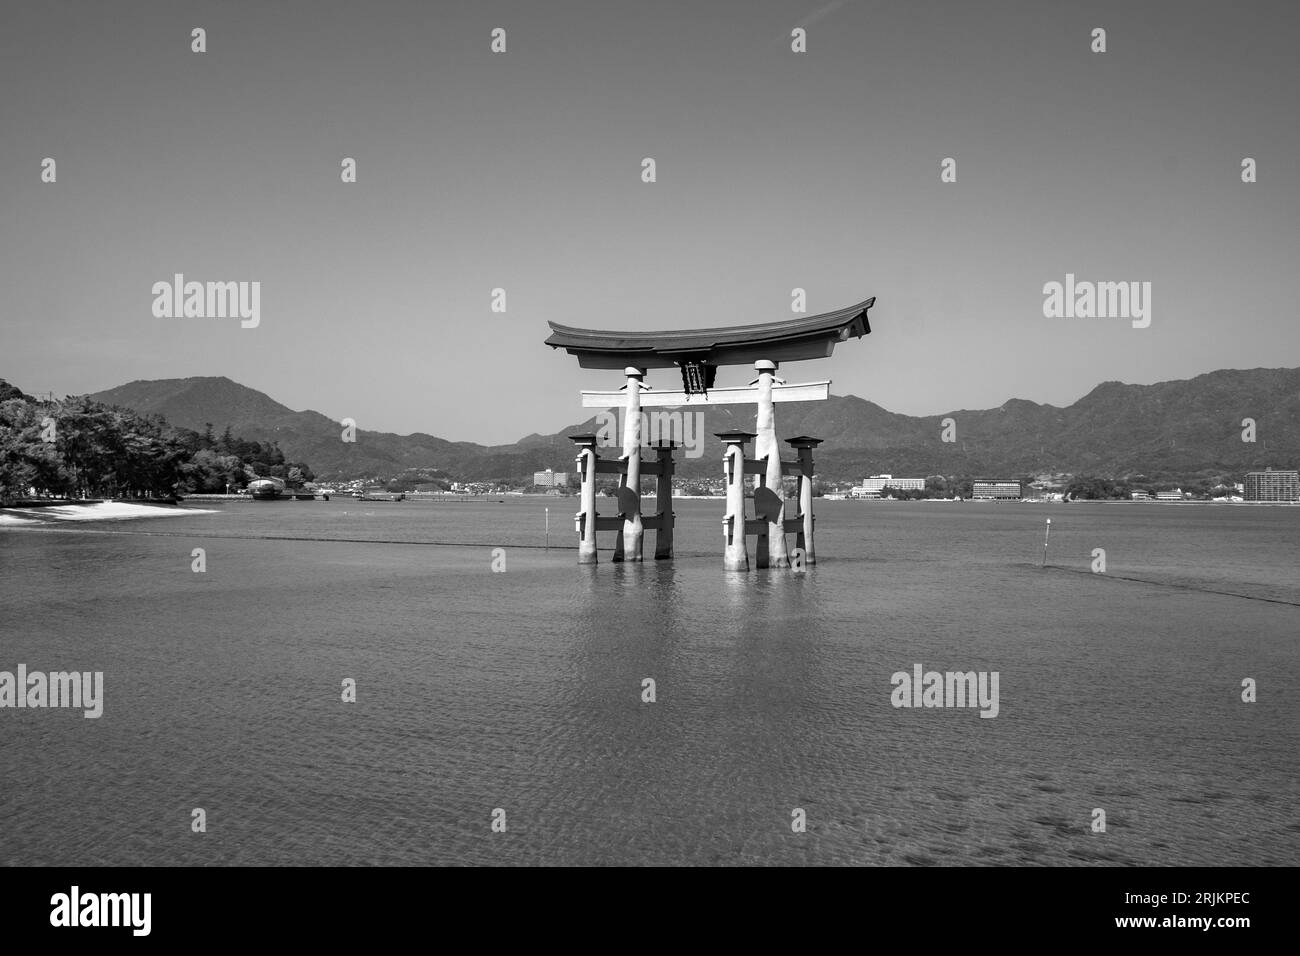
[853, 474, 925, 498]
[1244, 469, 1300, 502]
[972, 479, 1021, 500]
[532, 468, 570, 488]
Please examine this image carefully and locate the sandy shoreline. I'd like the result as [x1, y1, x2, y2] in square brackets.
[0, 501, 215, 525]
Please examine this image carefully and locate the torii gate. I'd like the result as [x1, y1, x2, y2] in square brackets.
[544, 297, 874, 570]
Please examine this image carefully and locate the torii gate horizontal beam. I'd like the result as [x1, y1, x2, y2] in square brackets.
[580, 380, 830, 409]
[544, 298, 873, 369]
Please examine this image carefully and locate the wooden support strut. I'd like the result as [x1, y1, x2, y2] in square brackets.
[652, 441, 675, 560]
[786, 436, 822, 565]
[718, 431, 824, 570]
[570, 430, 677, 564]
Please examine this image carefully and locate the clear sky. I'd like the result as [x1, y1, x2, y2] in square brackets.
[2, 0, 1297, 443]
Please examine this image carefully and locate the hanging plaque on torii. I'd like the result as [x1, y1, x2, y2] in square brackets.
[544, 297, 874, 570]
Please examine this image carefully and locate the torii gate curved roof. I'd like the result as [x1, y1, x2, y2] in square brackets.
[544, 297, 874, 369]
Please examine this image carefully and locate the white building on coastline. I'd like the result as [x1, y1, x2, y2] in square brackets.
[532, 468, 570, 488]
[853, 474, 925, 498]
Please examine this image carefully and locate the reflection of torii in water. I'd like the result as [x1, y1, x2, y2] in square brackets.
[544, 297, 874, 570]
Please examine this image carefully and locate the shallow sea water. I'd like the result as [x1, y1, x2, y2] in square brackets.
[1, 498, 1296, 865]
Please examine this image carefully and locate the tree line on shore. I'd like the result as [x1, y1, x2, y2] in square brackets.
[0, 380, 314, 504]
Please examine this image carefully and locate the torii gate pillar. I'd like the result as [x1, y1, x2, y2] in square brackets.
[612, 366, 645, 563]
[571, 434, 599, 564]
[753, 360, 790, 569]
[717, 431, 754, 571]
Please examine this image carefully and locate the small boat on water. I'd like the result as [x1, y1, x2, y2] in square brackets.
[248, 479, 322, 501]
[248, 477, 286, 500]
[353, 490, 406, 502]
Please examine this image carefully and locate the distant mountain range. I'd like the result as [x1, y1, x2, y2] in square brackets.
[79, 369, 1300, 482]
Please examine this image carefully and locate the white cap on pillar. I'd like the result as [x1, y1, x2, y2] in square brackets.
[754, 359, 777, 372]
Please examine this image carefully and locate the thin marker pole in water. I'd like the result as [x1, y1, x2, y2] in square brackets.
[545, 507, 550, 550]
[1041, 518, 1051, 567]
